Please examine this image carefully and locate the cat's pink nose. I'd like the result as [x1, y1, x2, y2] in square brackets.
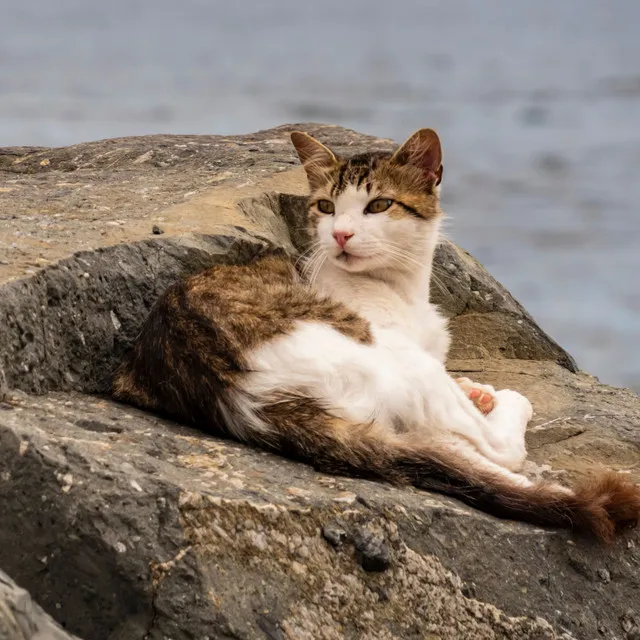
[333, 231, 354, 249]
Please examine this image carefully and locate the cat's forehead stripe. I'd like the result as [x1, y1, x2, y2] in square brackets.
[329, 152, 387, 196]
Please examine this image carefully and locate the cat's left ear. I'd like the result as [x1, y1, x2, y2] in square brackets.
[392, 128, 443, 187]
[290, 132, 337, 185]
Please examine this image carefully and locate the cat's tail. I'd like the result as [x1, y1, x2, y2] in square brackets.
[252, 401, 640, 543]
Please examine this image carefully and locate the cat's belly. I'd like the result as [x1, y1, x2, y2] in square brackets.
[240, 319, 447, 433]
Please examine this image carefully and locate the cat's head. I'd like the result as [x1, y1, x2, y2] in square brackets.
[291, 128, 443, 274]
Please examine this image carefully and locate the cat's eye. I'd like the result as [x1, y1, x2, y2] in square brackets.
[317, 199, 335, 214]
[366, 199, 393, 214]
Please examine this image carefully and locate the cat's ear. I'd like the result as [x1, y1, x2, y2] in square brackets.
[392, 128, 443, 187]
[290, 132, 337, 184]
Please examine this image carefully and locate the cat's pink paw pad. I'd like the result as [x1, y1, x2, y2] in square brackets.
[455, 377, 496, 415]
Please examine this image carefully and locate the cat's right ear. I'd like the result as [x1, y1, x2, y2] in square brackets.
[290, 132, 337, 185]
[392, 128, 443, 187]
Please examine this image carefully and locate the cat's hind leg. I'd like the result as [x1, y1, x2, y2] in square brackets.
[455, 377, 532, 471]
[482, 389, 533, 471]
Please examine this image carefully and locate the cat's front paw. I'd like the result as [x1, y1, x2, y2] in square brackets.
[455, 377, 496, 415]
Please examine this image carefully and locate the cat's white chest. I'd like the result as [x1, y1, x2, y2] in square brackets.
[318, 274, 411, 332]
[414, 299, 450, 362]
[373, 296, 423, 342]
[316, 271, 450, 363]
[372, 296, 449, 362]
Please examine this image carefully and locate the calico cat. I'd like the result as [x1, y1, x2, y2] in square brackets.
[113, 128, 640, 541]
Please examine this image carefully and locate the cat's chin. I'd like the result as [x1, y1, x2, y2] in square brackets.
[331, 251, 373, 272]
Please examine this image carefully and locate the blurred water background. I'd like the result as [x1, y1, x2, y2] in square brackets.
[1, 0, 638, 391]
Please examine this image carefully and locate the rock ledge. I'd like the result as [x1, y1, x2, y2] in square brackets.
[1, 125, 639, 640]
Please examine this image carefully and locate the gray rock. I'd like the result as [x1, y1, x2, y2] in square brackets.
[0, 569, 81, 640]
[321, 521, 349, 548]
[0, 125, 638, 640]
[353, 525, 393, 572]
[0, 230, 274, 394]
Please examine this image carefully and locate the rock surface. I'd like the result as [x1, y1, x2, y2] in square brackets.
[0, 125, 639, 640]
[0, 569, 80, 640]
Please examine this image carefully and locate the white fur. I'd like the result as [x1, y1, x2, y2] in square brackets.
[242, 180, 533, 483]
[244, 322, 530, 473]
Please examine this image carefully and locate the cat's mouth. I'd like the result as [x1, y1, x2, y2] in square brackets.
[336, 250, 361, 264]
[334, 249, 370, 269]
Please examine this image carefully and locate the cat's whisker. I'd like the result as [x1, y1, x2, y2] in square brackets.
[308, 253, 327, 286]
[380, 250, 419, 273]
[376, 244, 424, 269]
[385, 246, 452, 298]
[368, 246, 416, 271]
[382, 241, 426, 264]
[300, 247, 326, 282]
[300, 254, 320, 279]
[428, 265, 455, 300]
[295, 242, 322, 270]
[386, 250, 423, 269]
[299, 242, 322, 262]
[295, 242, 319, 257]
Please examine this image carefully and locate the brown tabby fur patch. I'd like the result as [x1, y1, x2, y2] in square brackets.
[113, 251, 371, 422]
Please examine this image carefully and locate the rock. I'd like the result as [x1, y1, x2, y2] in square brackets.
[353, 525, 393, 572]
[621, 610, 639, 634]
[0, 124, 639, 640]
[322, 521, 349, 548]
[0, 569, 81, 639]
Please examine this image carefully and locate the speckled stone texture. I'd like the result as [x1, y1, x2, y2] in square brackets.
[0, 125, 639, 640]
[0, 569, 80, 640]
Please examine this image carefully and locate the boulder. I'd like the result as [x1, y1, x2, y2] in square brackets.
[0, 125, 638, 640]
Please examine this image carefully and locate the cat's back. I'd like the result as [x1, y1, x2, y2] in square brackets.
[112, 253, 372, 422]
[183, 253, 368, 347]
[183, 252, 302, 330]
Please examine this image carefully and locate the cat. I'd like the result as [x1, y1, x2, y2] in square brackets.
[113, 128, 640, 542]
